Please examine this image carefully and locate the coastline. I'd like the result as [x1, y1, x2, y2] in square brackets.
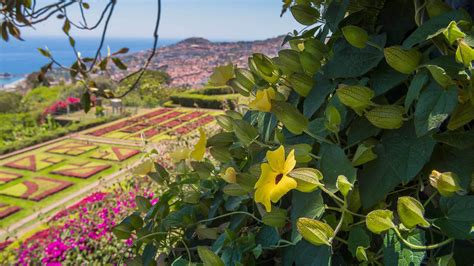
[0, 77, 25, 91]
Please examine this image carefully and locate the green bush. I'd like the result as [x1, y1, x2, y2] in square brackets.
[21, 85, 63, 111]
[191, 86, 235, 95]
[0, 92, 22, 113]
[170, 92, 239, 109]
[120, 1, 474, 265]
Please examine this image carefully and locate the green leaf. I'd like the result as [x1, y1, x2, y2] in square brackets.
[434, 131, 474, 149]
[383, 229, 426, 266]
[359, 122, 436, 208]
[414, 81, 458, 136]
[405, 70, 429, 112]
[262, 207, 287, 228]
[232, 120, 258, 146]
[290, 190, 324, 242]
[403, 10, 468, 48]
[290, 5, 320, 26]
[348, 226, 371, 258]
[283, 240, 332, 266]
[440, 195, 474, 222]
[303, 73, 336, 117]
[136, 196, 152, 213]
[271, 100, 308, 135]
[323, 34, 386, 79]
[318, 143, 356, 192]
[197, 246, 224, 266]
[113, 223, 133, 239]
[112, 57, 127, 70]
[324, 0, 348, 32]
[370, 63, 408, 96]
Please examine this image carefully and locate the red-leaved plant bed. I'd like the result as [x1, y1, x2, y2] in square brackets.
[51, 161, 111, 179]
[0, 203, 21, 219]
[0, 171, 23, 184]
[0, 177, 73, 201]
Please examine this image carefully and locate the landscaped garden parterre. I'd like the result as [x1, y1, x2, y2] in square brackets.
[0, 107, 217, 237]
[0, 139, 142, 230]
[83, 107, 219, 142]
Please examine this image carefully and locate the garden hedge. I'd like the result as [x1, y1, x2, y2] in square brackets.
[117, 1, 474, 265]
[170, 89, 239, 109]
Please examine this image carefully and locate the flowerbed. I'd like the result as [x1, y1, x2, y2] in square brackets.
[0, 177, 159, 265]
[0, 177, 73, 201]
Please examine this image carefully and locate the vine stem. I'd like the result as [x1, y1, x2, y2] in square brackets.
[136, 232, 168, 242]
[195, 211, 263, 224]
[423, 191, 438, 207]
[303, 129, 334, 145]
[319, 186, 345, 205]
[366, 41, 384, 52]
[393, 228, 454, 250]
[325, 206, 366, 218]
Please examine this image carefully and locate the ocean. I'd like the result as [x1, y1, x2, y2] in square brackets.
[0, 36, 179, 86]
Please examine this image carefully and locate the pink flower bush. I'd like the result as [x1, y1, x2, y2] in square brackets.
[2, 179, 159, 265]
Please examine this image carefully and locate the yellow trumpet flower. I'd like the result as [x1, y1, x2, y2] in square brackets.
[170, 128, 207, 162]
[248, 88, 276, 112]
[254, 145, 297, 212]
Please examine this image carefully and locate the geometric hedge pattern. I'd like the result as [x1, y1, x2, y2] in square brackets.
[0, 177, 73, 201]
[51, 161, 111, 179]
[0, 107, 216, 224]
[0, 203, 21, 219]
[3, 154, 65, 172]
[89, 147, 140, 161]
[0, 170, 22, 185]
[85, 108, 215, 141]
[46, 141, 98, 156]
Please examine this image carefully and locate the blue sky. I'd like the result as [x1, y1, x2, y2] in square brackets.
[24, 0, 302, 41]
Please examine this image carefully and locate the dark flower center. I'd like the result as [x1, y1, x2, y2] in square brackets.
[275, 174, 283, 184]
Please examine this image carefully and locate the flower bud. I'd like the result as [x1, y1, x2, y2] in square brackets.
[220, 167, 237, 184]
[299, 51, 321, 75]
[397, 196, 430, 229]
[278, 49, 304, 74]
[342, 25, 368, 49]
[336, 85, 374, 116]
[297, 217, 334, 246]
[366, 209, 395, 234]
[262, 207, 287, 228]
[455, 40, 474, 67]
[132, 158, 154, 175]
[384, 46, 421, 74]
[365, 105, 404, 129]
[429, 170, 463, 197]
[249, 53, 280, 84]
[289, 73, 314, 96]
[443, 21, 465, 45]
[336, 175, 352, 197]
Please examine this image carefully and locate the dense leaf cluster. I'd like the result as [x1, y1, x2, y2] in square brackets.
[118, 0, 474, 265]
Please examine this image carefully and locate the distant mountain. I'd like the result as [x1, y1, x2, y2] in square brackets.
[119, 36, 285, 87]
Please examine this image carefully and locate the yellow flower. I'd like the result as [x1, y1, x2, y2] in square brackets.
[221, 167, 237, 183]
[170, 128, 207, 162]
[254, 145, 297, 212]
[248, 88, 276, 112]
[190, 128, 207, 160]
[169, 148, 191, 162]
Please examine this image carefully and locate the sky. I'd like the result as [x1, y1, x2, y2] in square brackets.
[23, 0, 302, 41]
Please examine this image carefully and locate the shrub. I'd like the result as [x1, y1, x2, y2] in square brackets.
[21, 86, 63, 111]
[0, 92, 22, 113]
[119, 1, 474, 265]
[170, 93, 239, 109]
